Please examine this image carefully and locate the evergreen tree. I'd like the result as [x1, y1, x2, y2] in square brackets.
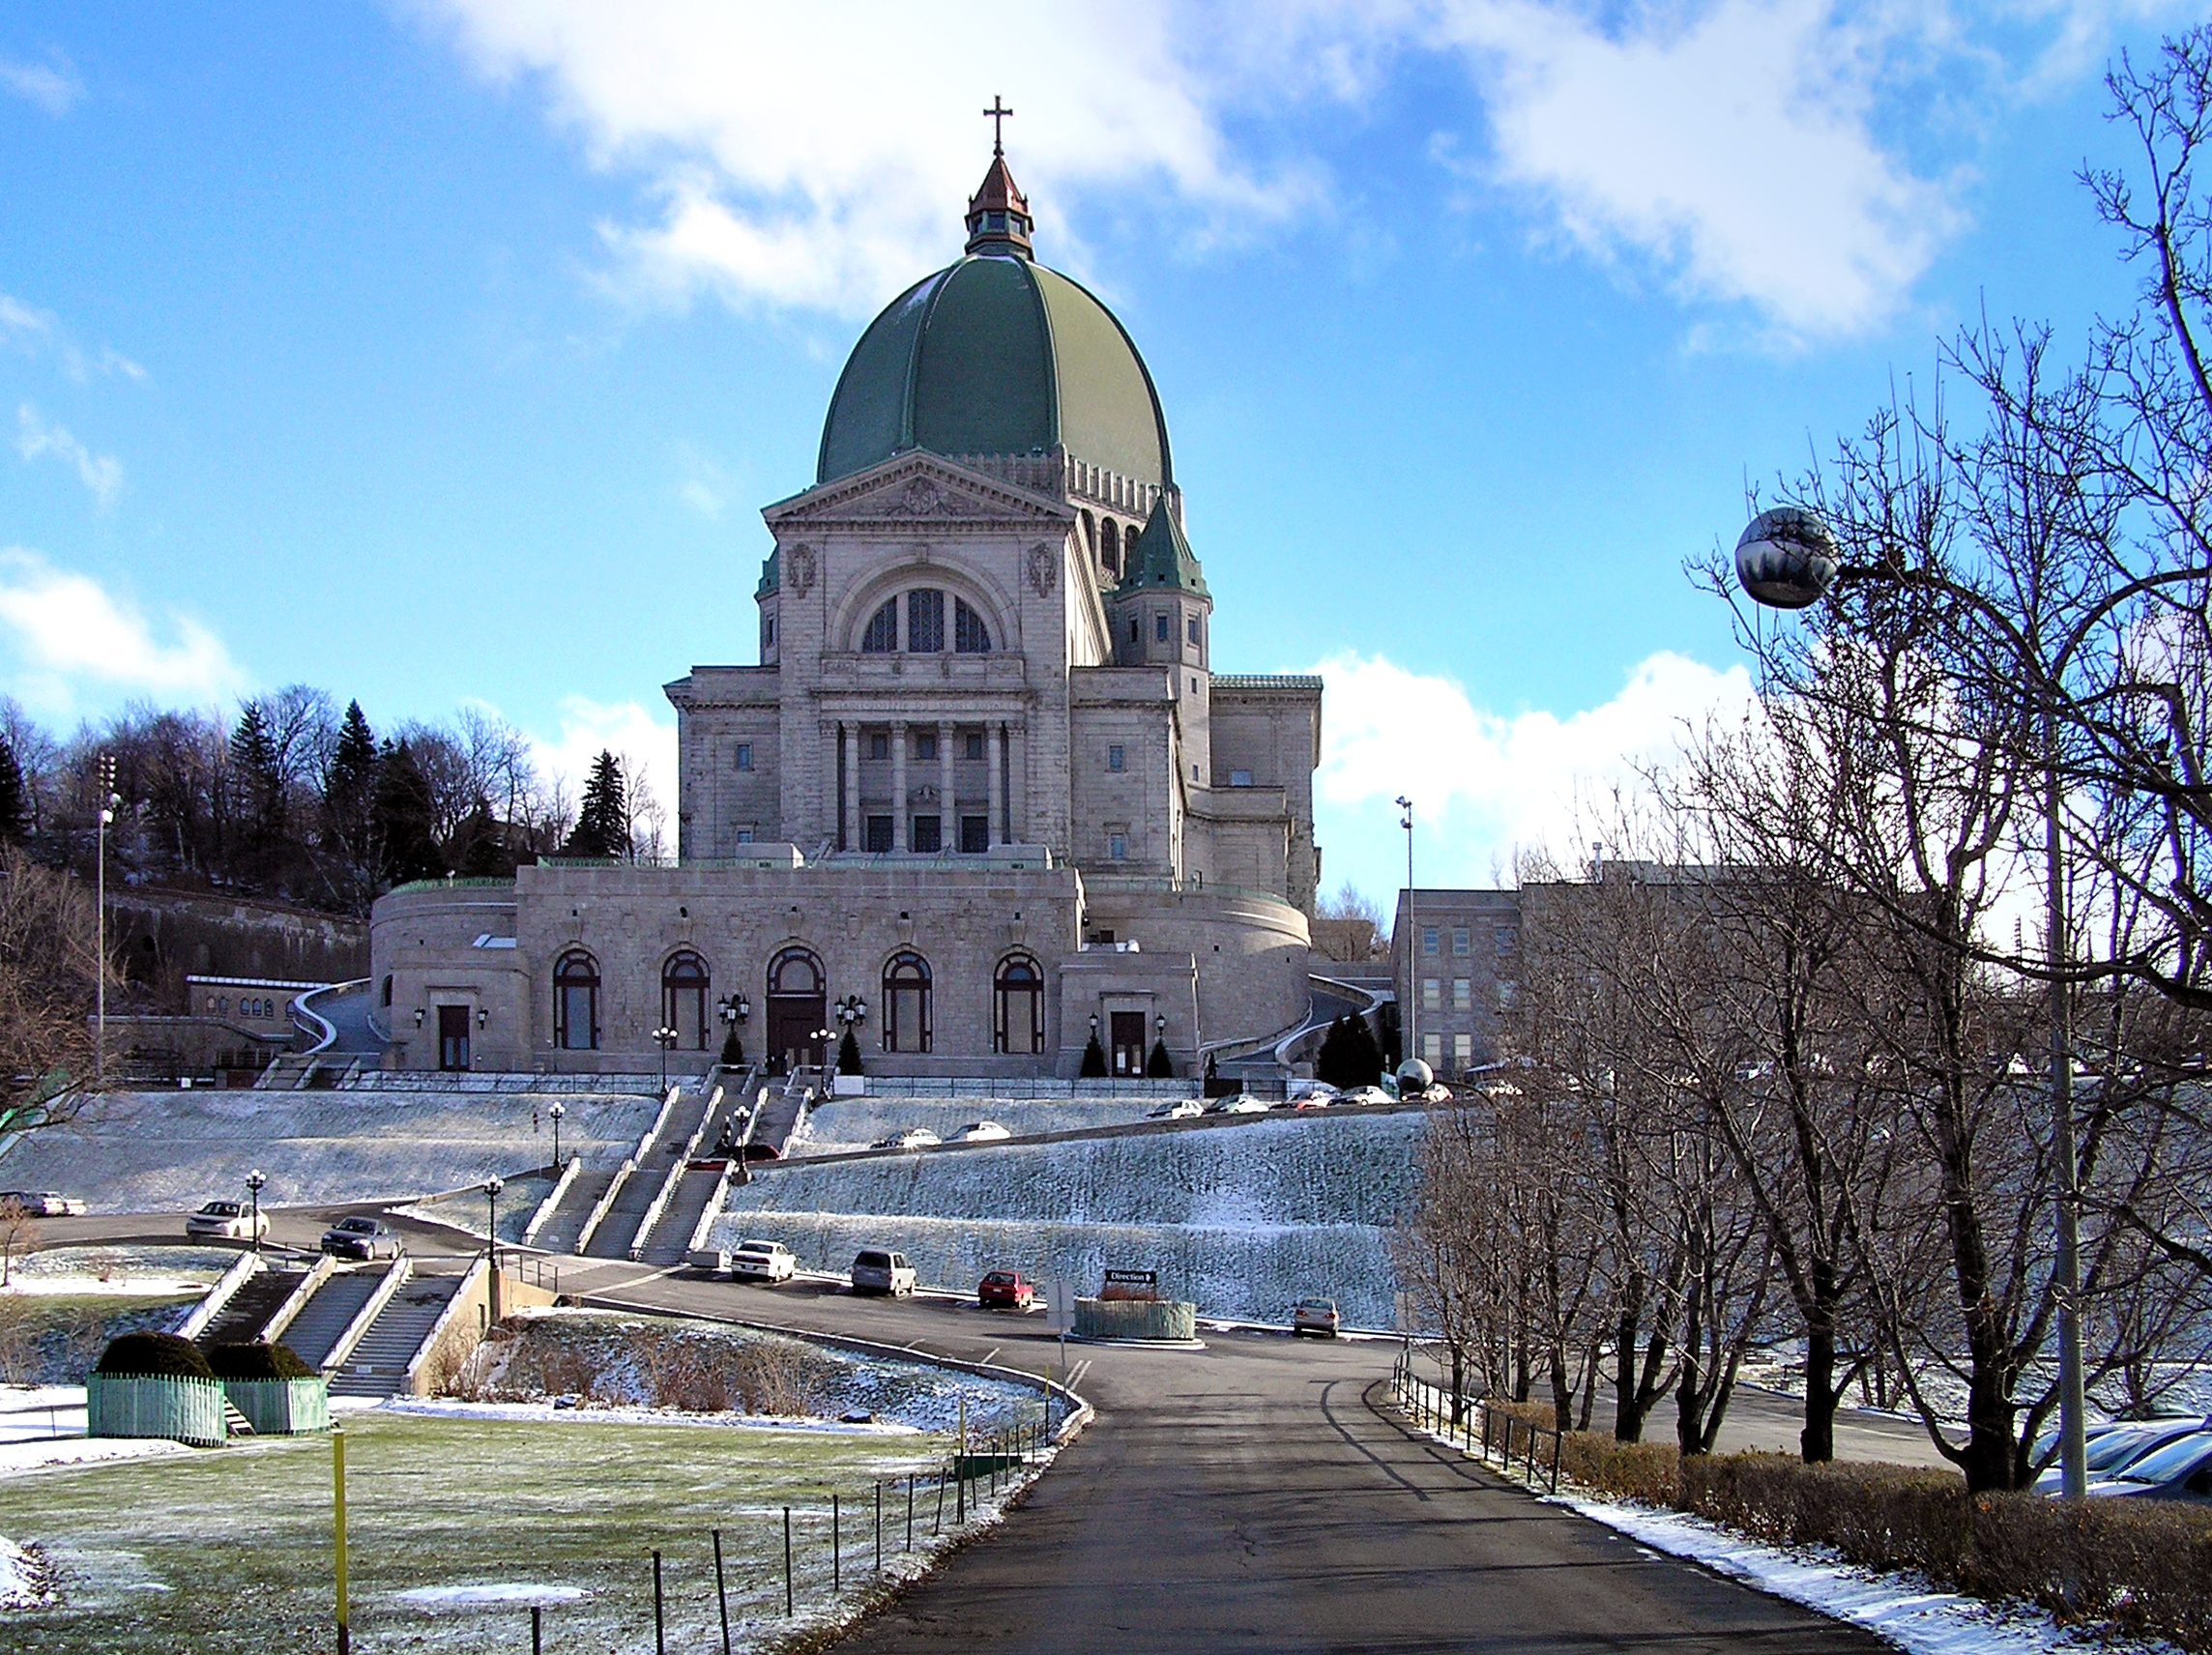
[1374, 1001, 1402, 1072]
[836, 1028, 862, 1075]
[371, 740, 444, 886]
[1345, 1014, 1383, 1085]
[1146, 1037, 1174, 1078]
[323, 701, 377, 843]
[451, 798, 515, 878]
[1314, 1014, 1350, 1088]
[0, 737, 26, 845]
[564, 750, 626, 859]
[1079, 1031, 1108, 1078]
[229, 701, 284, 853]
[718, 1027, 744, 1067]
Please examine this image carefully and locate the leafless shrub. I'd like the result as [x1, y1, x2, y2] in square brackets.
[0, 1297, 39, 1384]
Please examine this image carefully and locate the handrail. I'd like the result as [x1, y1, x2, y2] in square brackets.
[294, 978, 367, 1057]
[520, 1155, 582, 1247]
[1391, 1353, 1563, 1495]
[321, 1256, 414, 1375]
[174, 1251, 262, 1342]
[262, 1255, 339, 1343]
[627, 1087, 719, 1260]
[572, 1160, 634, 1254]
[401, 1255, 489, 1397]
[385, 877, 518, 897]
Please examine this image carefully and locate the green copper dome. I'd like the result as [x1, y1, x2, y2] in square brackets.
[817, 253, 1174, 490]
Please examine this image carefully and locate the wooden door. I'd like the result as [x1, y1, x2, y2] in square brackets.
[1111, 1011, 1146, 1076]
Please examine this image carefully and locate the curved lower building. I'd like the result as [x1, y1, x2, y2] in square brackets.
[370, 152, 1323, 1078]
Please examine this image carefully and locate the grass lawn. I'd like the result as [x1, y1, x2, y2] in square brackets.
[1, 1408, 990, 1652]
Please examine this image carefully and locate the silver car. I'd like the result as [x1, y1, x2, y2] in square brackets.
[851, 1248, 917, 1296]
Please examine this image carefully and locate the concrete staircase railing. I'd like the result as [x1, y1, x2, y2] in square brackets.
[261, 1255, 339, 1344]
[319, 1257, 412, 1376]
[572, 1160, 634, 1255]
[521, 1156, 582, 1247]
[626, 1085, 720, 1261]
[174, 1251, 263, 1342]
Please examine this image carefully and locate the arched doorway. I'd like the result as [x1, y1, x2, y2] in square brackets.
[765, 946, 827, 1073]
[553, 950, 599, 1051]
[662, 951, 710, 1051]
[882, 951, 932, 1053]
[994, 953, 1043, 1055]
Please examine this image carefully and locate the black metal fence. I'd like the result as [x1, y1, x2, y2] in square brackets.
[1390, 1349, 1564, 1495]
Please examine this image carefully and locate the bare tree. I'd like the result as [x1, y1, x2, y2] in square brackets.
[0, 846, 115, 1132]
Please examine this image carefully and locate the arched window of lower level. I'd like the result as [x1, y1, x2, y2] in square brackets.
[554, 949, 600, 1051]
[883, 950, 932, 1053]
[994, 953, 1043, 1055]
[662, 950, 710, 1050]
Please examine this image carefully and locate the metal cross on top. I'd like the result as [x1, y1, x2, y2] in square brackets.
[983, 95, 1013, 156]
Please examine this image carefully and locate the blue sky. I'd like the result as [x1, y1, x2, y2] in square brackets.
[0, 1, 2191, 903]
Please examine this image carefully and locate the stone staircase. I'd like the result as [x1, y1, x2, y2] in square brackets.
[634, 1085, 747, 1265]
[192, 1267, 305, 1347]
[582, 1086, 713, 1261]
[326, 1275, 465, 1400]
[275, 1267, 385, 1369]
[532, 1165, 620, 1255]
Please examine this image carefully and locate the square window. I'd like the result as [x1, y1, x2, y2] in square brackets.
[1107, 829, 1128, 860]
[911, 814, 942, 853]
[965, 732, 984, 760]
[917, 732, 938, 760]
[1108, 744, 1124, 772]
[869, 734, 888, 761]
[1453, 978, 1470, 1010]
[1452, 926, 1470, 955]
[960, 815, 989, 853]
[1422, 926, 1440, 955]
[864, 815, 893, 853]
[1421, 977, 1441, 1011]
[1229, 769, 1252, 787]
[735, 827, 755, 845]
[1155, 613, 1170, 643]
[734, 743, 753, 771]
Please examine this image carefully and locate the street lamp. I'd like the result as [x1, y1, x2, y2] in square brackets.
[95, 755, 118, 1087]
[652, 1025, 679, 1090]
[482, 1175, 503, 1273]
[1396, 795, 1415, 1068]
[1732, 507, 2087, 1501]
[245, 1168, 266, 1258]
[547, 1100, 565, 1168]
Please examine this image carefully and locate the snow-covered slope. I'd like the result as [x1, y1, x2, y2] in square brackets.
[711, 1112, 1423, 1326]
[0, 1089, 659, 1214]
[789, 1093, 1168, 1157]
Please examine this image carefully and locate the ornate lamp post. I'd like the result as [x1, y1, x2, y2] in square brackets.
[547, 1101, 565, 1168]
[245, 1168, 266, 1258]
[481, 1175, 503, 1273]
[653, 1026, 679, 1091]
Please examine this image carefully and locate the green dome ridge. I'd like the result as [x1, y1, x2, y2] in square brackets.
[816, 254, 1172, 490]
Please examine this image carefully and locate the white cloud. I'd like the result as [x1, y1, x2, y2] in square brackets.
[0, 293, 144, 382]
[1310, 648, 1756, 902]
[15, 403, 122, 508]
[526, 692, 679, 817]
[0, 55, 81, 116]
[0, 549, 247, 711]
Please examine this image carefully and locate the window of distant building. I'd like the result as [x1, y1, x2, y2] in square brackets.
[1497, 928, 1519, 952]
[1453, 978, 1470, 1011]
[916, 730, 937, 761]
[907, 589, 945, 653]
[882, 951, 932, 1052]
[1452, 926, 1470, 955]
[864, 815, 893, 854]
[1422, 1032, 1442, 1066]
[1229, 769, 1252, 788]
[1453, 1032, 1472, 1068]
[1129, 619, 1140, 646]
[1422, 926, 1440, 956]
[734, 743, 752, 771]
[1187, 616, 1201, 645]
[1498, 980, 1519, 1011]
[1108, 744, 1124, 772]
[1154, 613, 1170, 643]
[869, 733, 889, 761]
[662, 951, 711, 1051]
[553, 950, 599, 1051]
[911, 814, 942, 854]
[994, 953, 1044, 1055]
[1101, 519, 1120, 577]
[761, 613, 776, 651]
[965, 732, 984, 760]
[1107, 828, 1128, 860]
[960, 815, 989, 854]
[735, 827, 755, 844]
[1421, 977, 1441, 1012]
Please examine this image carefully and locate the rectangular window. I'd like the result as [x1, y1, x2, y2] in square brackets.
[1453, 1032, 1472, 1068]
[734, 742, 753, 771]
[965, 732, 984, 760]
[864, 815, 893, 854]
[911, 814, 942, 854]
[960, 815, 989, 854]
[761, 613, 775, 650]
[1107, 828, 1128, 860]
[1187, 616, 1201, 645]
[1154, 613, 1170, 643]
[916, 731, 938, 760]
[1496, 928, 1518, 952]
[1498, 979, 1519, 1010]
[735, 827, 755, 844]
[1422, 1032, 1442, 1065]
[1421, 977, 1441, 1011]
[907, 589, 945, 652]
[869, 733, 888, 761]
[1229, 769, 1252, 787]
[1453, 978, 1470, 1010]
[1422, 926, 1440, 955]
[1129, 619, 1140, 645]
[1452, 926, 1470, 955]
[1108, 744, 1124, 772]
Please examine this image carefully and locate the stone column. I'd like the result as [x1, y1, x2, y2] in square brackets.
[939, 720, 955, 853]
[987, 721, 1004, 848]
[890, 720, 908, 853]
[842, 721, 860, 853]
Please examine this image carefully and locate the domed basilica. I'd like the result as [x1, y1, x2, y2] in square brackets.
[371, 150, 1324, 1079]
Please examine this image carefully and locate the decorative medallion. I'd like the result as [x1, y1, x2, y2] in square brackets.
[786, 544, 817, 595]
[1026, 542, 1058, 597]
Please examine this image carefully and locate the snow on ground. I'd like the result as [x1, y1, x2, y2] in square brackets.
[7, 1244, 236, 1288]
[395, 1175, 556, 1242]
[713, 1111, 1422, 1326]
[0, 1437, 189, 1478]
[0, 1386, 86, 1443]
[0, 1088, 661, 1214]
[789, 1092, 1177, 1157]
[385, 1397, 923, 1435]
[395, 1582, 589, 1609]
[1, 1534, 56, 1610]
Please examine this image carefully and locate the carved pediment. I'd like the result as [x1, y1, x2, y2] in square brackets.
[766, 452, 1071, 530]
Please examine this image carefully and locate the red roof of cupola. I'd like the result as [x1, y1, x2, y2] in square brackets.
[965, 154, 1034, 258]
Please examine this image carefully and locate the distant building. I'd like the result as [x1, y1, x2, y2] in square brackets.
[1389, 888, 1524, 1079]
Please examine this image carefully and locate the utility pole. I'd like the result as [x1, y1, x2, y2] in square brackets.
[96, 754, 117, 1087]
[1396, 796, 1414, 1067]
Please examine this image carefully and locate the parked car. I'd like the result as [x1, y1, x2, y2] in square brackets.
[319, 1216, 403, 1261]
[729, 1237, 798, 1284]
[2, 1191, 86, 1217]
[851, 1249, 917, 1296]
[978, 1269, 1035, 1309]
[871, 1129, 942, 1151]
[740, 1142, 782, 1162]
[2087, 1429, 2212, 1502]
[1148, 1099, 1205, 1120]
[1208, 1096, 1268, 1115]
[2033, 1418, 2208, 1493]
[1339, 1086, 1393, 1107]
[186, 1200, 268, 1241]
[1291, 1297, 1341, 1338]
[951, 1121, 1011, 1143]
[1290, 1093, 1332, 1110]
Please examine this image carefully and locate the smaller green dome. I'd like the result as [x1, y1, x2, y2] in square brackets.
[1119, 498, 1208, 598]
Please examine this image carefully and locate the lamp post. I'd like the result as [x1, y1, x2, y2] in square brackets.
[547, 1101, 565, 1168]
[653, 1026, 678, 1091]
[245, 1168, 266, 1258]
[1731, 508, 2088, 1500]
[95, 755, 117, 1087]
[1396, 795, 1415, 1069]
[482, 1176, 503, 1274]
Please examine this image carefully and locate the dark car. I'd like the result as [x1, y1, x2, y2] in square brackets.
[979, 1269, 1034, 1310]
[320, 1216, 403, 1261]
[2088, 1429, 2212, 1502]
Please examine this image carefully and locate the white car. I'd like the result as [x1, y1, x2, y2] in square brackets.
[1208, 1096, 1268, 1115]
[1148, 1099, 1205, 1120]
[951, 1120, 1010, 1143]
[186, 1200, 269, 1241]
[729, 1238, 797, 1283]
[1339, 1086, 1393, 1107]
[872, 1128, 942, 1151]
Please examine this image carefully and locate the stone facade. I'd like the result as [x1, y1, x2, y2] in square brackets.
[1390, 887, 1526, 1079]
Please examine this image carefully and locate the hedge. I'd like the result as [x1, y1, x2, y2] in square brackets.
[206, 1341, 313, 1381]
[1441, 1395, 2212, 1651]
[94, 1331, 216, 1380]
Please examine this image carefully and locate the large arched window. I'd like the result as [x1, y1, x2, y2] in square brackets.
[993, 953, 1044, 1055]
[662, 951, 710, 1051]
[554, 949, 600, 1051]
[954, 597, 991, 653]
[861, 598, 898, 653]
[907, 590, 945, 653]
[882, 951, 932, 1053]
[1101, 519, 1121, 579]
[765, 946, 827, 1074]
